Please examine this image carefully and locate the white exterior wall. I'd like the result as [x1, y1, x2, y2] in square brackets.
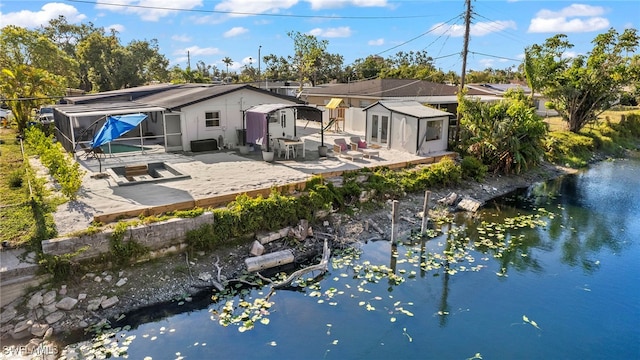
[366, 103, 449, 155]
[389, 114, 418, 153]
[344, 107, 366, 134]
[180, 90, 296, 151]
[417, 116, 449, 155]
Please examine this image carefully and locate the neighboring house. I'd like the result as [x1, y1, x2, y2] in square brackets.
[53, 83, 305, 153]
[465, 83, 558, 117]
[302, 79, 499, 134]
[363, 100, 452, 155]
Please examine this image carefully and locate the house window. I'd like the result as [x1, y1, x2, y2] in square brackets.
[205, 111, 220, 127]
[280, 112, 286, 128]
[426, 120, 442, 141]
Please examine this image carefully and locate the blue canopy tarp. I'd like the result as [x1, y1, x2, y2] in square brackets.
[91, 113, 148, 148]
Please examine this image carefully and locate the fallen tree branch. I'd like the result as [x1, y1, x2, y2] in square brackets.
[211, 256, 224, 292]
[272, 239, 330, 289]
[367, 219, 385, 235]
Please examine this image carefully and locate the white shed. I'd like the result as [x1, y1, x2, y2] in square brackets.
[363, 100, 452, 155]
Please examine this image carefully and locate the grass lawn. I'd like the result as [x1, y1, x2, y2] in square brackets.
[0, 128, 36, 245]
[544, 108, 634, 132]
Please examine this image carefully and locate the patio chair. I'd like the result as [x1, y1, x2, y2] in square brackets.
[333, 138, 363, 161]
[349, 136, 380, 159]
[278, 139, 296, 159]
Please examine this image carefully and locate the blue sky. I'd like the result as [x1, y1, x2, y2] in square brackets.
[1, 1, 637, 76]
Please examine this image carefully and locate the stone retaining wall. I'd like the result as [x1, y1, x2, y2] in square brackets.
[41, 213, 214, 261]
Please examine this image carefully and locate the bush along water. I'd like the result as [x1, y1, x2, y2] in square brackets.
[186, 157, 462, 252]
[544, 112, 640, 167]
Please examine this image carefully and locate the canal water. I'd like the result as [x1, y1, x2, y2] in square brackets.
[61, 159, 640, 359]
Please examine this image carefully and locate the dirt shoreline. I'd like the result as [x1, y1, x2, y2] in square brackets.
[1, 161, 576, 352]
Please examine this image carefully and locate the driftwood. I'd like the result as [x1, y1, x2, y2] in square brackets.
[400, 216, 417, 225]
[272, 239, 330, 289]
[367, 219, 385, 235]
[245, 250, 295, 272]
[211, 256, 225, 291]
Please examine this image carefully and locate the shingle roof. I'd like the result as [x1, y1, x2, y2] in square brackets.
[306, 79, 488, 98]
[61, 83, 304, 111]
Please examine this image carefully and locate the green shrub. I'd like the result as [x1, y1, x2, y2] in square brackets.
[8, 169, 24, 188]
[461, 156, 488, 181]
[25, 127, 84, 199]
[544, 131, 595, 167]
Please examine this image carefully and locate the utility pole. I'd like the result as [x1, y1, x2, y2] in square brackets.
[455, 0, 472, 143]
[258, 45, 262, 88]
[187, 50, 191, 69]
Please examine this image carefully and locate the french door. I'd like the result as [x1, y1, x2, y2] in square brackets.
[370, 114, 389, 145]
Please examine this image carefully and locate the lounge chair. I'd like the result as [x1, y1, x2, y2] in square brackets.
[333, 138, 363, 160]
[349, 136, 380, 159]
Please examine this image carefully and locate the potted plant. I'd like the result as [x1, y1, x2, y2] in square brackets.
[262, 143, 274, 162]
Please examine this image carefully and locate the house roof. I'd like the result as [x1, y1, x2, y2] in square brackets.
[364, 100, 453, 118]
[130, 83, 304, 110]
[306, 79, 488, 98]
[466, 83, 534, 96]
[53, 101, 166, 117]
[58, 83, 305, 116]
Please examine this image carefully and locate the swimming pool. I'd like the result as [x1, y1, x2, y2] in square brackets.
[100, 143, 151, 154]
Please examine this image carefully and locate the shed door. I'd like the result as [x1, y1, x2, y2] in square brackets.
[370, 114, 389, 146]
[164, 113, 182, 151]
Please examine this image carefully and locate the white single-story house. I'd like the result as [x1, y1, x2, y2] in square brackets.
[363, 100, 452, 155]
[53, 83, 306, 154]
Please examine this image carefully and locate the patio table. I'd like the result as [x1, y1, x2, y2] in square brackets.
[278, 138, 305, 158]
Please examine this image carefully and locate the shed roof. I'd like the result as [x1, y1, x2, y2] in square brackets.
[364, 100, 453, 118]
[245, 103, 322, 114]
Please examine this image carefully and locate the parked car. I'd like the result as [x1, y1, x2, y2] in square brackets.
[38, 107, 55, 125]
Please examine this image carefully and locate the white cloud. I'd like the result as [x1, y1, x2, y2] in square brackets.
[528, 4, 610, 33]
[214, 0, 298, 18]
[106, 24, 125, 33]
[528, 17, 609, 33]
[174, 46, 221, 56]
[430, 20, 516, 37]
[172, 34, 192, 42]
[305, 0, 387, 10]
[368, 38, 384, 46]
[224, 26, 249, 38]
[96, 0, 203, 22]
[308, 26, 352, 38]
[0, 2, 86, 28]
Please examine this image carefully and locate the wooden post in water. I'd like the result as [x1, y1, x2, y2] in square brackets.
[391, 200, 399, 243]
[421, 190, 431, 233]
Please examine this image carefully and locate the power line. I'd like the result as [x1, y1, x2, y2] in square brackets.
[375, 15, 462, 56]
[67, 0, 437, 19]
[468, 51, 521, 62]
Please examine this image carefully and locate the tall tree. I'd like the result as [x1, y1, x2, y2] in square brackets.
[0, 65, 65, 132]
[524, 28, 639, 132]
[287, 31, 328, 90]
[222, 57, 233, 82]
[0, 25, 78, 87]
[41, 15, 100, 90]
[262, 54, 293, 81]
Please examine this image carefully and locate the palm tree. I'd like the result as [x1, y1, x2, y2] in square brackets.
[222, 57, 233, 83]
